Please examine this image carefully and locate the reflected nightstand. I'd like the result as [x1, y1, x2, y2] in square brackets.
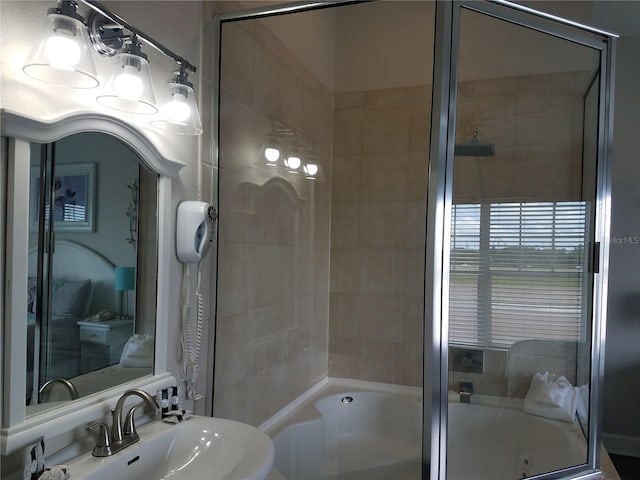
[77, 319, 133, 372]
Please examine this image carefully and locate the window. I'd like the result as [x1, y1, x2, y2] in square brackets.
[449, 201, 588, 348]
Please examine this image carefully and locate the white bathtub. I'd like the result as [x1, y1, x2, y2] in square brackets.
[263, 379, 586, 480]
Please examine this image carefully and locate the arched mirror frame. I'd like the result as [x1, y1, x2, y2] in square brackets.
[1, 110, 179, 454]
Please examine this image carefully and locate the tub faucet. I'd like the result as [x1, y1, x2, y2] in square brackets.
[38, 378, 79, 401]
[459, 381, 473, 403]
[88, 389, 159, 457]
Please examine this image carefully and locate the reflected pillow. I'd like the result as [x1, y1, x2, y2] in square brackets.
[51, 279, 92, 317]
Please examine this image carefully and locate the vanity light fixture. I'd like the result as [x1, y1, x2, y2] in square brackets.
[151, 66, 203, 135]
[23, 0, 203, 134]
[23, 0, 99, 88]
[96, 35, 158, 115]
[257, 124, 325, 181]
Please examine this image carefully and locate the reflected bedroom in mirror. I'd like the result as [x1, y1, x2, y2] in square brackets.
[26, 131, 158, 416]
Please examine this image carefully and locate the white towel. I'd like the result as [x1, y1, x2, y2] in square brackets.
[37, 466, 69, 480]
[524, 372, 577, 422]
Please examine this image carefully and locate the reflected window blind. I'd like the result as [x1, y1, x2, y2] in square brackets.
[449, 202, 587, 348]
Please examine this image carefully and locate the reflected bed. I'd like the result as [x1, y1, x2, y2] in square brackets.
[26, 240, 120, 400]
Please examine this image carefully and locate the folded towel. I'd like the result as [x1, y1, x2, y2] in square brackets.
[119, 334, 153, 367]
[575, 384, 589, 422]
[524, 372, 577, 422]
[37, 466, 69, 480]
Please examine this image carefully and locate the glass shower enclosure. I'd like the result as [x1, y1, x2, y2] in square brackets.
[211, 1, 616, 478]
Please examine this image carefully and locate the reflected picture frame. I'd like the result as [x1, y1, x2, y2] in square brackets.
[30, 163, 96, 232]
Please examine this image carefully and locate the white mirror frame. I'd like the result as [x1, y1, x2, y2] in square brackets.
[1, 109, 179, 455]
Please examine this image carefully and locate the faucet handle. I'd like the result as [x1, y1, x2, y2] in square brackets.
[88, 422, 112, 457]
[123, 404, 143, 436]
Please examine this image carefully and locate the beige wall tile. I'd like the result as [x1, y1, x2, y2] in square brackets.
[405, 201, 427, 248]
[333, 107, 363, 155]
[329, 337, 357, 378]
[362, 102, 411, 154]
[404, 249, 426, 297]
[331, 201, 360, 247]
[334, 91, 364, 109]
[357, 293, 404, 343]
[220, 22, 255, 104]
[403, 341, 423, 386]
[329, 292, 358, 339]
[360, 153, 408, 201]
[358, 247, 405, 295]
[251, 245, 295, 308]
[216, 242, 252, 317]
[356, 339, 403, 384]
[409, 100, 431, 153]
[359, 201, 407, 247]
[330, 247, 359, 293]
[253, 42, 283, 119]
[331, 154, 362, 200]
[406, 152, 429, 201]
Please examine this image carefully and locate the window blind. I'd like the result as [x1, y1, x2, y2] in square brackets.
[449, 201, 588, 348]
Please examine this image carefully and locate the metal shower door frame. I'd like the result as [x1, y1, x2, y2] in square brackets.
[211, 1, 616, 478]
[426, 1, 617, 479]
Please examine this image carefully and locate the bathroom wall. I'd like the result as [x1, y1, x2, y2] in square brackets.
[211, 14, 333, 426]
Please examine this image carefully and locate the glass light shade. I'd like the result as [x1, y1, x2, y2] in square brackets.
[256, 128, 284, 168]
[151, 82, 203, 135]
[97, 53, 158, 115]
[265, 147, 280, 163]
[285, 155, 302, 171]
[304, 163, 318, 176]
[23, 13, 99, 89]
[303, 160, 325, 181]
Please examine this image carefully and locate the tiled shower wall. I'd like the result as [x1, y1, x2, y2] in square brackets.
[214, 18, 332, 426]
[329, 70, 589, 391]
[328, 86, 432, 386]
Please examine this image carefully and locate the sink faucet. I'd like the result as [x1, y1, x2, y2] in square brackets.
[111, 389, 159, 443]
[38, 378, 79, 401]
[88, 389, 159, 457]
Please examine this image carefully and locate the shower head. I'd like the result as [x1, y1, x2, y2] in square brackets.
[454, 130, 495, 157]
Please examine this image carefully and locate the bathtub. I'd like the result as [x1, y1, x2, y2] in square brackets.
[262, 379, 586, 480]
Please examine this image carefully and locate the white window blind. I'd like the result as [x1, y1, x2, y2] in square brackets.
[449, 201, 588, 348]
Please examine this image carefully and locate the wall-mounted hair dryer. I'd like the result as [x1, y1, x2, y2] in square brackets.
[176, 201, 217, 263]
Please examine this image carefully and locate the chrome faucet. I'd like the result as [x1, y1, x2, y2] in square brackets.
[38, 378, 79, 401]
[88, 389, 159, 457]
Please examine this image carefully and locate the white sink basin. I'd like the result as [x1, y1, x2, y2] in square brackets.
[66, 416, 274, 480]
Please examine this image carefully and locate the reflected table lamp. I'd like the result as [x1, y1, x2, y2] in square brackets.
[115, 266, 135, 320]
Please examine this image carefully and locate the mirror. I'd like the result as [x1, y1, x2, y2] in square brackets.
[25, 131, 157, 415]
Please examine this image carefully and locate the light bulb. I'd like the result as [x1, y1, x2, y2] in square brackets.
[265, 147, 280, 162]
[304, 163, 319, 176]
[114, 64, 144, 99]
[165, 92, 191, 122]
[286, 156, 301, 170]
[45, 34, 81, 70]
